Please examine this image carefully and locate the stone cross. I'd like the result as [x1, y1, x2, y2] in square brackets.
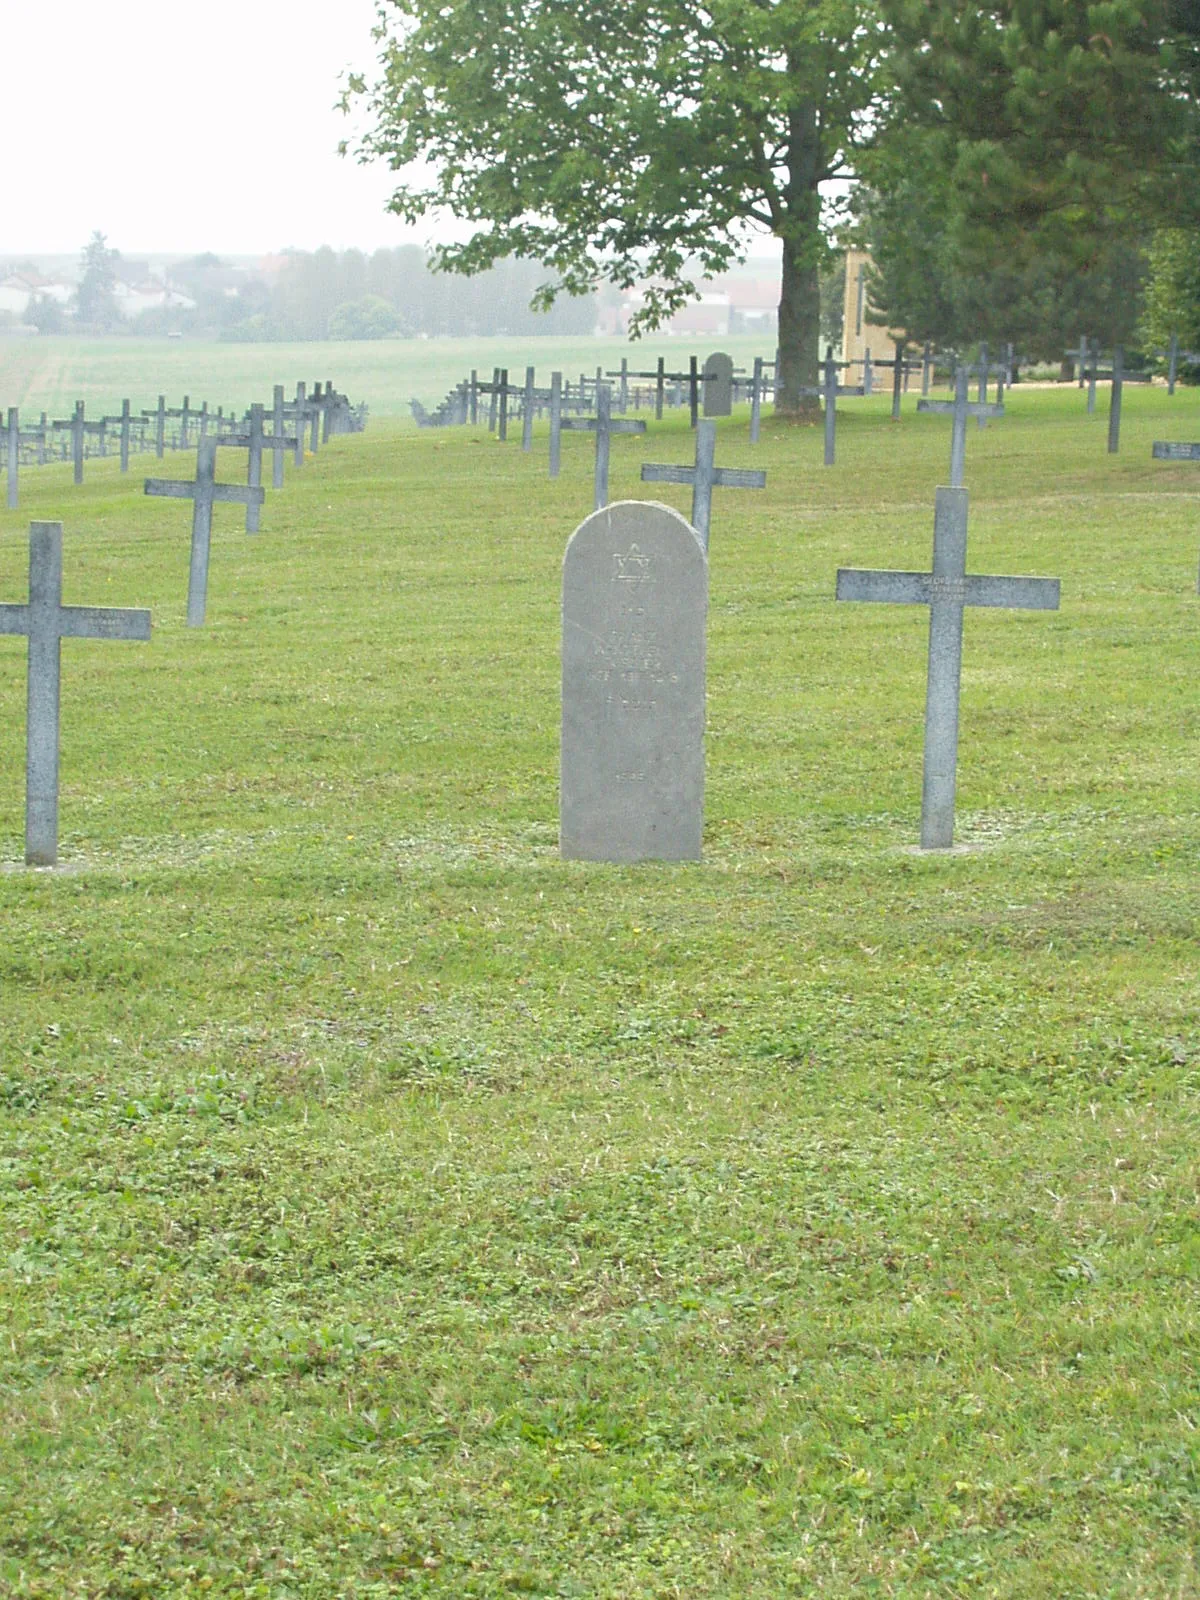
[144, 437, 265, 627]
[1066, 335, 1089, 390]
[4, 407, 18, 510]
[1086, 339, 1099, 415]
[51, 402, 104, 485]
[100, 400, 135, 473]
[561, 499, 707, 861]
[640, 420, 766, 551]
[290, 383, 309, 466]
[836, 485, 1060, 849]
[308, 384, 323, 453]
[971, 343, 1009, 428]
[548, 372, 564, 478]
[1150, 439, 1200, 590]
[558, 385, 647, 511]
[0, 521, 151, 866]
[271, 386, 288, 488]
[142, 396, 168, 458]
[604, 359, 631, 414]
[749, 356, 765, 443]
[522, 366, 537, 452]
[626, 359, 668, 420]
[4, 409, 42, 510]
[916, 367, 1003, 486]
[167, 396, 194, 450]
[702, 352, 734, 418]
[220, 404, 295, 531]
[796, 356, 862, 467]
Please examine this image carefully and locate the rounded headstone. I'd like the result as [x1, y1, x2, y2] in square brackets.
[561, 501, 707, 861]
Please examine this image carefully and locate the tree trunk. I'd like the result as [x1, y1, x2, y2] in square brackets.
[775, 235, 822, 419]
[774, 93, 822, 421]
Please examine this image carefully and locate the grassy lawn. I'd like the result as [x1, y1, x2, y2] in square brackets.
[0, 380, 1197, 1598]
[0, 333, 779, 424]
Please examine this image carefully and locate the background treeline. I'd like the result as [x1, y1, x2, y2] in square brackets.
[171, 247, 598, 342]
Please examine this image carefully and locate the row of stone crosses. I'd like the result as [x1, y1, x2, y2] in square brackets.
[416, 335, 1186, 484]
[415, 345, 980, 441]
[5, 338, 1199, 870]
[2, 382, 366, 511]
[0, 380, 367, 866]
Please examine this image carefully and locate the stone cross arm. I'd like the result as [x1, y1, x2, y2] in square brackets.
[0, 602, 151, 641]
[641, 463, 766, 491]
[145, 476, 265, 508]
[561, 416, 647, 436]
[835, 569, 1060, 610]
[223, 428, 298, 451]
[52, 415, 104, 432]
[799, 383, 864, 399]
[918, 398, 1004, 420]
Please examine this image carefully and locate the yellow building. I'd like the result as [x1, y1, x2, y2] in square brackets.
[840, 249, 902, 381]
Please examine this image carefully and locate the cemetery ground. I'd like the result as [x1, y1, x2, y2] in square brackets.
[0, 383, 1197, 1599]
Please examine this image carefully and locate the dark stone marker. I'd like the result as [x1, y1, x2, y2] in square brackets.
[702, 351, 734, 418]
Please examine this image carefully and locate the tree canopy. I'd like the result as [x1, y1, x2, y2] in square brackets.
[347, 0, 1200, 398]
[75, 232, 120, 330]
[345, 0, 888, 413]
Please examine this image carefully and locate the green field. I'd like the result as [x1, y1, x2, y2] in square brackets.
[1, 378, 1197, 1598]
[0, 333, 779, 424]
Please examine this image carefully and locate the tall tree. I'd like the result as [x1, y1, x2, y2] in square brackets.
[875, 0, 1200, 274]
[344, 0, 887, 415]
[857, 127, 1148, 358]
[1140, 227, 1200, 357]
[75, 231, 120, 330]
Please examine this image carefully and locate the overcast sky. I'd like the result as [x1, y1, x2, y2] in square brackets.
[8, 1, 446, 258]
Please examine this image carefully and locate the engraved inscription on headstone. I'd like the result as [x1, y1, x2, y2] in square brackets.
[702, 352, 734, 418]
[561, 501, 707, 861]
